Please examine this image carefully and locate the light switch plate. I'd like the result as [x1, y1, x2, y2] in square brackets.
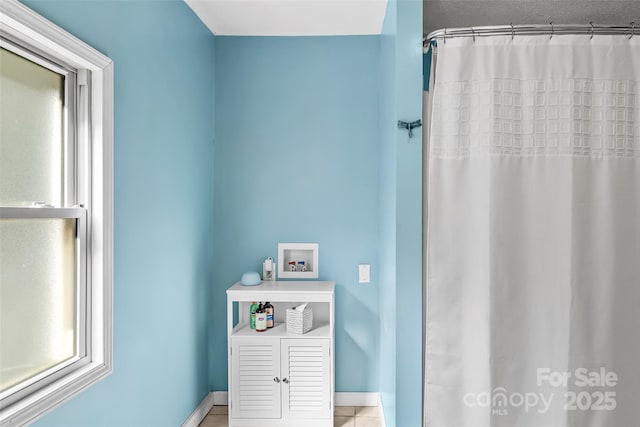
[358, 264, 370, 283]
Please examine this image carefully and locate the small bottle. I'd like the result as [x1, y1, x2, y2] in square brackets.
[255, 304, 267, 332]
[264, 302, 274, 328]
[249, 301, 259, 330]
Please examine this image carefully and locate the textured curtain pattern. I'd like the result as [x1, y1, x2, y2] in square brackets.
[425, 35, 639, 427]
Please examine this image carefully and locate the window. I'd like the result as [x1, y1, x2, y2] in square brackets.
[0, 1, 113, 425]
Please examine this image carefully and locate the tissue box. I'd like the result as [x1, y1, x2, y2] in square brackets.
[286, 305, 313, 334]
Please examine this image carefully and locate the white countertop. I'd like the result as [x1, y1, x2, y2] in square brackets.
[226, 281, 335, 302]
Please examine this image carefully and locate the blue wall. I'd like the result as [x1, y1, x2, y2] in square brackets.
[17, 1, 423, 425]
[394, 1, 424, 426]
[378, 0, 424, 426]
[22, 1, 215, 426]
[212, 36, 381, 393]
[378, 0, 398, 425]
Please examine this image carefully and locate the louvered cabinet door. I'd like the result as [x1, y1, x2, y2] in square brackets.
[281, 338, 331, 421]
[230, 338, 281, 419]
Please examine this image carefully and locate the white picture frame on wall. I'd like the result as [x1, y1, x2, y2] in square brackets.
[278, 243, 319, 279]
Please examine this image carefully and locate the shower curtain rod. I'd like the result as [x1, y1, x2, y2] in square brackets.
[425, 22, 637, 44]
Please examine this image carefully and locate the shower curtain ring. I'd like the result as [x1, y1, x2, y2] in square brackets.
[630, 22, 635, 39]
[444, 28, 447, 44]
[549, 22, 554, 39]
[510, 23, 515, 40]
[590, 22, 595, 39]
[471, 27, 476, 42]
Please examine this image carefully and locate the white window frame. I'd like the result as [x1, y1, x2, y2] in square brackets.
[0, 1, 113, 425]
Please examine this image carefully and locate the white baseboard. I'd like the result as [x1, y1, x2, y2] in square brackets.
[334, 392, 380, 407]
[212, 391, 228, 405]
[184, 391, 384, 427]
[181, 392, 214, 427]
[379, 398, 387, 427]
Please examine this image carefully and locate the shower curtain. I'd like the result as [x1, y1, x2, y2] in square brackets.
[424, 35, 639, 427]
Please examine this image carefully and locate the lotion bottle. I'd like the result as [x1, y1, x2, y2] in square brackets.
[255, 304, 267, 332]
[264, 302, 274, 328]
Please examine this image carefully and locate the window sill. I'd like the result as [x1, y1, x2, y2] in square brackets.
[1, 363, 112, 426]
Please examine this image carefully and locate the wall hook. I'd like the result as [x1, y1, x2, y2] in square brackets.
[397, 120, 422, 139]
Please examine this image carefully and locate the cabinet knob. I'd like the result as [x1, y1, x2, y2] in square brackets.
[282, 378, 289, 384]
[273, 377, 280, 383]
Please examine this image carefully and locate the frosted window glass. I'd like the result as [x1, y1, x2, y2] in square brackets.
[0, 47, 65, 207]
[0, 218, 77, 392]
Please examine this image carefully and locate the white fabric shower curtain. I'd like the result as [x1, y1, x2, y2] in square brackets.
[424, 35, 639, 427]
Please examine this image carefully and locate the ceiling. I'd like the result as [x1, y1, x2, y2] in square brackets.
[184, 0, 639, 37]
[424, 0, 640, 37]
[184, 0, 388, 36]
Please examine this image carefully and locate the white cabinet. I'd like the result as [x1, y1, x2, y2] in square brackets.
[230, 338, 281, 420]
[281, 338, 331, 422]
[226, 281, 335, 427]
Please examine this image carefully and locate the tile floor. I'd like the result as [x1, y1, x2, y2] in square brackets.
[198, 405, 382, 427]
